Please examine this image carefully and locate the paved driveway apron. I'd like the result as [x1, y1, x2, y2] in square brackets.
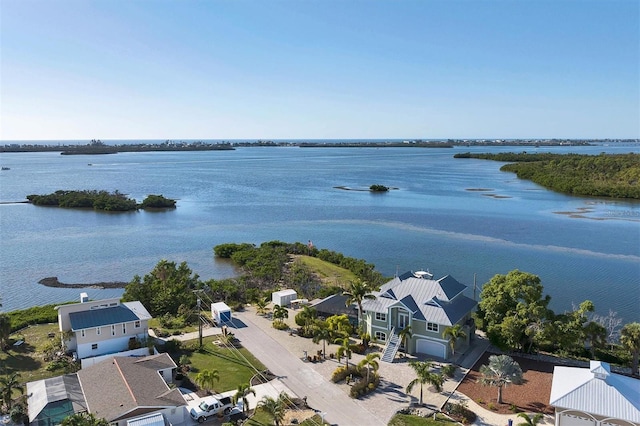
[231, 313, 385, 426]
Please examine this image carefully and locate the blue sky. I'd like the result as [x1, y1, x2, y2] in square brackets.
[1, 0, 638, 140]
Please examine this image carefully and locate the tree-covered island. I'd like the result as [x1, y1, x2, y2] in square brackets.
[26, 190, 176, 211]
[455, 152, 640, 199]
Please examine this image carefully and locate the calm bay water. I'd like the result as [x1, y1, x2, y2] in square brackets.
[1, 144, 639, 322]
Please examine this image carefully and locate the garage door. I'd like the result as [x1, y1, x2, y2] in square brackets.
[559, 413, 594, 426]
[416, 339, 446, 358]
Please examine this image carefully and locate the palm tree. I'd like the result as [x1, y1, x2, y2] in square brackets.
[397, 325, 413, 357]
[255, 297, 270, 316]
[621, 322, 640, 376]
[516, 412, 545, 426]
[405, 361, 444, 406]
[443, 324, 467, 357]
[312, 323, 333, 359]
[583, 321, 607, 358]
[272, 305, 289, 327]
[233, 383, 256, 414]
[194, 369, 220, 394]
[335, 335, 358, 368]
[357, 353, 380, 383]
[343, 279, 376, 324]
[0, 372, 23, 412]
[295, 306, 317, 336]
[479, 354, 523, 404]
[61, 412, 109, 426]
[258, 391, 289, 426]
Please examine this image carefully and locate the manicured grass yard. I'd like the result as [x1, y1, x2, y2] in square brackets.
[387, 413, 458, 426]
[178, 337, 266, 394]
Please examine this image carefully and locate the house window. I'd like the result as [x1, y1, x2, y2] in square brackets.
[375, 312, 386, 321]
[374, 331, 387, 342]
[91, 343, 98, 350]
[80, 329, 85, 337]
[96, 327, 101, 335]
[427, 322, 438, 332]
[122, 324, 126, 334]
[134, 320, 140, 328]
[111, 325, 116, 336]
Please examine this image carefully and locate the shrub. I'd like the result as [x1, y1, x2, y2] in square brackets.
[349, 374, 380, 398]
[487, 402, 496, 411]
[272, 320, 289, 330]
[444, 402, 477, 425]
[331, 365, 359, 383]
[441, 364, 457, 378]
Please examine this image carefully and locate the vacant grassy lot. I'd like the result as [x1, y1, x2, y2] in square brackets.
[294, 255, 358, 287]
[1, 323, 62, 383]
[177, 337, 266, 394]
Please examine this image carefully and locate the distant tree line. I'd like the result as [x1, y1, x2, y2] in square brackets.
[455, 152, 640, 199]
[26, 190, 176, 211]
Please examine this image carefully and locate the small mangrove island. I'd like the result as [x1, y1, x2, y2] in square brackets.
[26, 190, 177, 211]
[454, 152, 640, 199]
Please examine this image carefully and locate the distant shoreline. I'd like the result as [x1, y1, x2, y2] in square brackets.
[38, 276, 128, 289]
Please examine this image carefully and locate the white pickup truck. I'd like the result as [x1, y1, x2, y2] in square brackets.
[189, 396, 233, 423]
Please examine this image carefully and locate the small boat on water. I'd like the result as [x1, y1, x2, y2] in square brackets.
[1, 167, 10, 170]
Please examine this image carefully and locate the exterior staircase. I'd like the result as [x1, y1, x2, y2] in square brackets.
[381, 327, 401, 363]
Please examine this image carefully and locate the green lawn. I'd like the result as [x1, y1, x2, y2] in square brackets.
[178, 337, 266, 393]
[295, 255, 358, 287]
[1, 323, 63, 383]
[245, 409, 325, 425]
[387, 413, 458, 426]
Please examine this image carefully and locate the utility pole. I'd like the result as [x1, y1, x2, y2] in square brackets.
[197, 298, 203, 348]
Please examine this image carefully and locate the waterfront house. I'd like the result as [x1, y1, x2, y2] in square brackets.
[360, 270, 477, 362]
[549, 360, 640, 426]
[56, 295, 152, 361]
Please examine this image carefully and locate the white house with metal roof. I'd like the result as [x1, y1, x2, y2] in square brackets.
[360, 270, 477, 362]
[549, 360, 640, 426]
[56, 296, 152, 360]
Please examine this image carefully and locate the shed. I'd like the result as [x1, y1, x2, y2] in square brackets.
[211, 302, 232, 325]
[271, 289, 297, 307]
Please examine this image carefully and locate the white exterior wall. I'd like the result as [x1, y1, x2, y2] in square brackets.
[76, 332, 147, 360]
[80, 347, 156, 369]
[272, 290, 297, 306]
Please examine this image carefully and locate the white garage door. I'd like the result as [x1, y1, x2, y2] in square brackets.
[416, 339, 446, 358]
[559, 413, 594, 426]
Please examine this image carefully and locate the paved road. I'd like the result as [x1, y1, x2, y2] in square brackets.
[230, 312, 386, 426]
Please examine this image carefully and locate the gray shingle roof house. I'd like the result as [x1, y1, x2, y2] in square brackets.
[26, 353, 186, 426]
[56, 297, 152, 360]
[77, 353, 185, 424]
[549, 360, 640, 426]
[310, 294, 359, 325]
[361, 270, 477, 362]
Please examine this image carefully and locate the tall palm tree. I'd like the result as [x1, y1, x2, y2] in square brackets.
[194, 369, 220, 394]
[335, 335, 358, 368]
[0, 372, 23, 412]
[479, 354, 523, 404]
[343, 279, 376, 324]
[61, 412, 109, 426]
[357, 353, 380, 383]
[516, 412, 545, 426]
[312, 323, 333, 359]
[233, 383, 256, 414]
[443, 324, 467, 357]
[258, 391, 289, 426]
[621, 322, 640, 376]
[405, 361, 444, 406]
[295, 306, 317, 336]
[397, 325, 413, 357]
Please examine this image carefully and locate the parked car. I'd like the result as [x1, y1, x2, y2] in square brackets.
[189, 396, 233, 422]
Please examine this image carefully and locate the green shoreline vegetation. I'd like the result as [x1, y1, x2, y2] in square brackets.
[26, 190, 176, 211]
[454, 152, 640, 199]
